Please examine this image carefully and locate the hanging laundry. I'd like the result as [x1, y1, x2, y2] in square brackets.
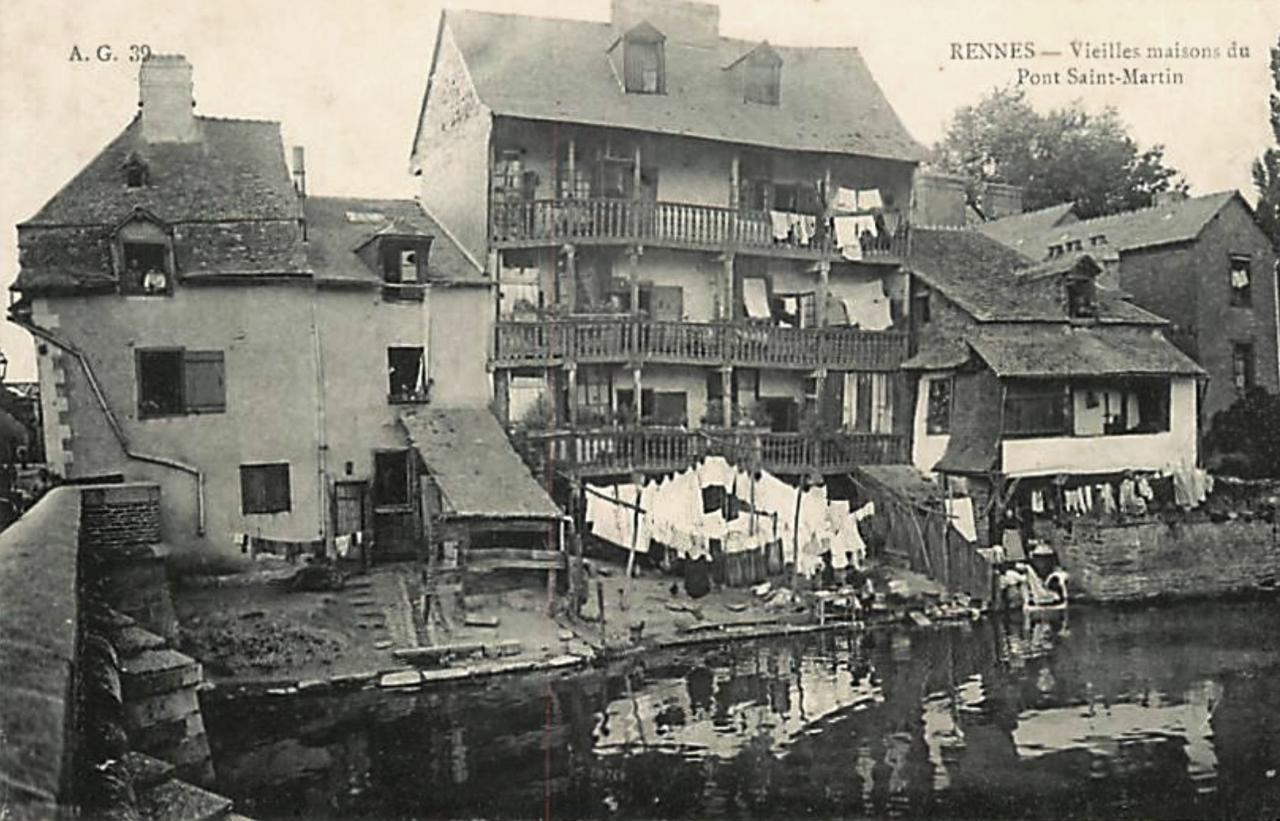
[854, 501, 876, 522]
[1002, 529, 1027, 562]
[945, 497, 978, 543]
[840, 279, 893, 331]
[1030, 490, 1045, 514]
[769, 210, 791, 241]
[1082, 485, 1094, 513]
[1098, 483, 1117, 516]
[1137, 476, 1154, 501]
[335, 534, 352, 559]
[832, 187, 859, 212]
[833, 217, 863, 260]
[856, 188, 884, 210]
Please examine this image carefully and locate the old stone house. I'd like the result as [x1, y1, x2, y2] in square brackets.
[979, 191, 1280, 422]
[411, 0, 928, 481]
[12, 55, 560, 563]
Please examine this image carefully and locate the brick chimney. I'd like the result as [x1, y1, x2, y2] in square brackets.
[911, 171, 970, 228]
[139, 55, 198, 143]
[612, 0, 719, 44]
[978, 182, 1024, 220]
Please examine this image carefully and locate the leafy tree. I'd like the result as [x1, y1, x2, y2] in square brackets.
[1204, 387, 1280, 479]
[933, 87, 1186, 219]
[1252, 34, 1280, 246]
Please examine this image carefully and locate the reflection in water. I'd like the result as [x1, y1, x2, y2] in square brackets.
[205, 600, 1280, 820]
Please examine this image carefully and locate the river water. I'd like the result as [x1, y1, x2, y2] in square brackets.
[205, 599, 1280, 820]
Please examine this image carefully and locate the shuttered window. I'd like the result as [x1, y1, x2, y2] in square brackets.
[183, 351, 225, 413]
[240, 463, 291, 515]
[137, 348, 226, 417]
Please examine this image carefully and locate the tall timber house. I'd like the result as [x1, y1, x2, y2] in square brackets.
[411, 0, 927, 485]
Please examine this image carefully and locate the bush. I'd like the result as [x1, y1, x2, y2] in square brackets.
[1205, 387, 1280, 478]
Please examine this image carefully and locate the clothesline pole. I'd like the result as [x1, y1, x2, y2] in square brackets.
[791, 483, 803, 590]
[625, 482, 642, 583]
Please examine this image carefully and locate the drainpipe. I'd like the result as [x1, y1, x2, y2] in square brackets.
[309, 290, 329, 547]
[11, 315, 206, 535]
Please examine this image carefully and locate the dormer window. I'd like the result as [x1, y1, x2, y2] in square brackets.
[379, 238, 432, 284]
[113, 211, 173, 296]
[739, 44, 782, 106]
[1066, 274, 1097, 319]
[618, 23, 666, 94]
[123, 153, 149, 188]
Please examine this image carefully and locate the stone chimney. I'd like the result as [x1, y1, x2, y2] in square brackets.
[139, 55, 198, 143]
[611, 0, 719, 45]
[911, 171, 970, 228]
[977, 182, 1024, 220]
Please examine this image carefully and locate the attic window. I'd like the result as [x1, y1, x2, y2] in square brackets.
[346, 211, 387, 224]
[1229, 254, 1251, 307]
[1066, 239, 1083, 252]
[743, 52, 781, 105]
[622, 25, 665, 94]
[1048, 244, 1064, 258]
[123, 154, 149, 188]
[1090, 234, 1107, 246]
[380, 239, 431, 284]
[1066, 275, 1097, 319]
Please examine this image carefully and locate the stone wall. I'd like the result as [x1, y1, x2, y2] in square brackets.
[80, 482, 162, 548]
[1057, 518, 1280, 602]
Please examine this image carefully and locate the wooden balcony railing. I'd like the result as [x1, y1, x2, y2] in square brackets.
[493, 319, 907, 371]
[518, 428, 907, 477]
[491, 198, 908, 260]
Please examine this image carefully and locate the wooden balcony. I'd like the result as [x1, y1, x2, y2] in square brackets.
[518, 428, 907, 478]
[493, 318, 908, 371]
[491, 198, 908, 261]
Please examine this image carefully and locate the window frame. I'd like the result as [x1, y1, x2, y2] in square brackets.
[1002, 380, 1070, 439]
[1229, 254, 1252, 308]
[1232, 341, 1256, 392]
[114, 217, 175, 297]
[743, 56, 781, 105]
[239, 462, 291, 515]
[623, 37, 665, 95]
[135, 347, 227, 419]
[387, 346, 429, 404]
[925, 376, 953, 436]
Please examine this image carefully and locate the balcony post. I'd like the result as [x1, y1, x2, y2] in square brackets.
[627, 246, 642, 318]
[565, 363, 578, 428]
[493, 370, 511, 425]
[720, 365, 733, 428]
[729, 153, 740, 211]
[562, 243, 576, 312]
[632, 366, 643, 424]
[720, 251, 734, 321]
[816, 258, 830, 326]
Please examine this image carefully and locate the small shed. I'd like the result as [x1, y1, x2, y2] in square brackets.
[399, 408, 566, 593]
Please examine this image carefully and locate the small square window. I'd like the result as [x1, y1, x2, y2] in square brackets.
[121, 242, 171, 296]
[744, 60, 780, 105]
[926, 377, 952, 435]
[388, 347, 428, 403]
[1229, 255, 1252, 308]
[382, 241, 430, 284]
[240, 463, 291, 515]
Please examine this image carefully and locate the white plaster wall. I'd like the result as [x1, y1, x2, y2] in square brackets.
[911, 371, 952, 473]
[1003, 377, 1198, 476]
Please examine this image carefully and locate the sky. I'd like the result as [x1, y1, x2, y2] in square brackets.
[0, 0, 1276, 381]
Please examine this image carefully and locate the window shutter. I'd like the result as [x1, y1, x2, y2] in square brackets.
[184, 350, 225, 413]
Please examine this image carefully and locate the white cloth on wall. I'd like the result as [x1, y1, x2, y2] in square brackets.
[945, 497, 978, 543]
[840, 279, 893, 331]
[833, 187, 860, 212]
[743, 278, 771, 319]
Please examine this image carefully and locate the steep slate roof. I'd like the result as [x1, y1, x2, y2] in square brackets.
[979, 191, 1240, 259]
[907, 228, 1164, 325]
[438, 9, 926, 162]
[23, 116, 300, 226]
[399, 407, 563, 520]
[975, 202, 1078, 254]
[303, 196, 484, 284]
[968, 326, 1205, 379]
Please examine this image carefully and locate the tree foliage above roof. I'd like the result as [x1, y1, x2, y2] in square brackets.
[931, 87, 1186, 219]
[1252, 34, 1280, 248]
